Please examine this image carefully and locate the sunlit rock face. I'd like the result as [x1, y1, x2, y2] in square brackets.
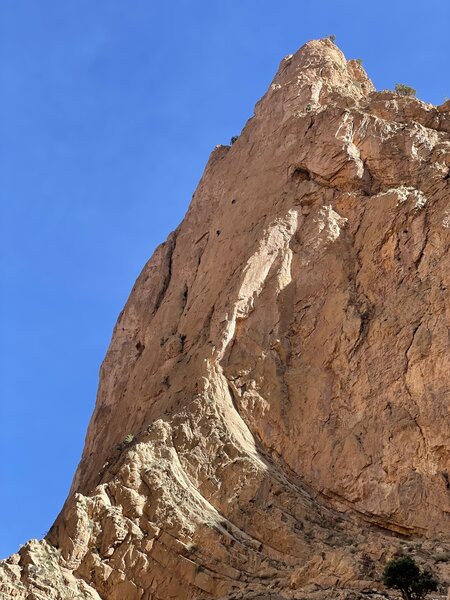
[1, 39, 449, 600]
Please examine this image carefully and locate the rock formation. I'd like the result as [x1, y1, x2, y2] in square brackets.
[1, 38, 449, 600]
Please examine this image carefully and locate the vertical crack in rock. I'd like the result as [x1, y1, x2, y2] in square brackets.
[153, 230, 178, 315]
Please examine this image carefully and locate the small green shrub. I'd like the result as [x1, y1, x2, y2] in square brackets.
[328, 34, 336, 43]
[123, 433, 134, 445]
[394, 83, 416, 97]
[355, 58, 363, 66]
[115, 433, 135, 452]
[230, 136, 238, 145]
[382, 555, 438, 600]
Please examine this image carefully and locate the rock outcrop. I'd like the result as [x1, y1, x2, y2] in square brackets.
[1, 39, 449, 600]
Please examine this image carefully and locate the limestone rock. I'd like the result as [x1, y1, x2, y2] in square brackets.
[1, 38, 449, 600]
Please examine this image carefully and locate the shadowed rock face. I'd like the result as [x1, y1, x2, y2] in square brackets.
[1, 39, 449, 600]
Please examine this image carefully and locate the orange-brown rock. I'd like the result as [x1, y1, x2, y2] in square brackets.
[1, 38, 449, 600]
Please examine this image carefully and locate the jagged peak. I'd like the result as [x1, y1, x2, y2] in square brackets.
[255, 38, 375, 121]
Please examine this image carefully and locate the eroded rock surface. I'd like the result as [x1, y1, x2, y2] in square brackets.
[1, 39, 449, 600]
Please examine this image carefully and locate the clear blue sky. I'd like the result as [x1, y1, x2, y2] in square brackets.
[0, 1, 448, 559]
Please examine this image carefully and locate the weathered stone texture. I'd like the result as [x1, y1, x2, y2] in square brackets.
[1, 39, 449, 600]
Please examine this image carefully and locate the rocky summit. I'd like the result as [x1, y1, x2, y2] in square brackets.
[1, 39, 449, 600]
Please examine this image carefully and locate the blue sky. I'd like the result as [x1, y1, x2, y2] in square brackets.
[0, 1, 448, 559]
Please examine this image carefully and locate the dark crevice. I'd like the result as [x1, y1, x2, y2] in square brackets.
[181, 283, 188, 312]
[405, 322, 421, 363]
[153, 232, 177, 314]
[306, 116, 315, 131]
[414, 213, 429, 270]
[194, 231, 209, 245]
[291, 166, 311, 182]
[226, 382, 241, 415]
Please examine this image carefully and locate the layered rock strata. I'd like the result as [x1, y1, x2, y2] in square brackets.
[1, 39, 449, 600]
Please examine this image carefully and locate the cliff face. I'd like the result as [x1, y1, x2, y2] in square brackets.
[1, 39, 449, 600]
